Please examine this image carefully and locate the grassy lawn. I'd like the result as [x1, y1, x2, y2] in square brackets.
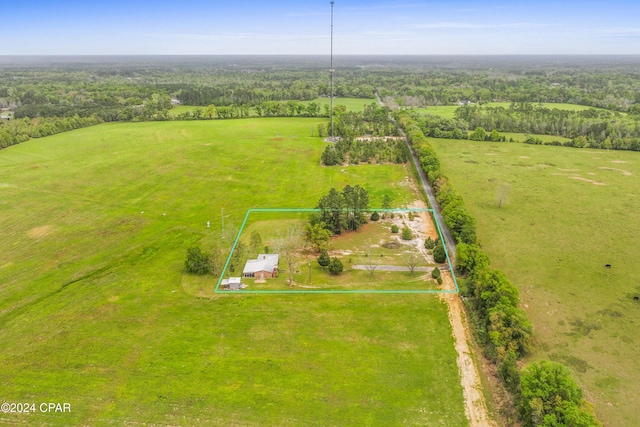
[0, 119, 466, 425]
[429, 137, 640, 427]
[168, 98, 374, 118]
[300, 97, 376, 112]
[501, 132, 571, 144]
[415, 102, 615, 121]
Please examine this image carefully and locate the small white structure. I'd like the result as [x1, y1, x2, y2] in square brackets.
[242, 254, 279, 279]
[221, 277, 243, 290]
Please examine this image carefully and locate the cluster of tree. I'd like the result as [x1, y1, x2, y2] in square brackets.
[320, 104, 407, 166]
[310, 185, 369, 235]
[0, 115, 103, 149]
[398, 111, 601, 427]
[172, 100, 327, 121]
[184, 246, 225, 276]
[519, 361, 601, 427]
[456, 103, 640, 151]
[317, 250, 344, 275]
[399, 112, 477, 245]
[321, 137, 409, 166]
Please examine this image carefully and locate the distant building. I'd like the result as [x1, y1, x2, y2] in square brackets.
[242, 254, 279, 279]
[171, 98, 181, 106]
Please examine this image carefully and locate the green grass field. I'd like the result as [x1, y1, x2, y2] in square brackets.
[168, 98, 374, 118]
[429, 138, 640, 427]
[415, 102, 613, 120]
[0, 119, 467, 425]
[300, 97, 376, 112]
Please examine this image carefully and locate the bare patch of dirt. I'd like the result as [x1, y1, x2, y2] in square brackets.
[569, 176, 606, 186]
[440, 273, 498, 427]
[420, 208, 497, 426]
[27, 225, 54, 239]
[557, 168, 579, 172]
[485, 153, 499, 156]
[611, 160, 628, 164]
[519, 156, 530, 159]
[599, 167, 632, 176]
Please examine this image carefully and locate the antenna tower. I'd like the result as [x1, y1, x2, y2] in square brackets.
[330, 1, 335, 141]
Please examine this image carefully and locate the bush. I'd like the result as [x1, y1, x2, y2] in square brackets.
[433, 242, 447, 263]
[431, 267, 441, 280]
[317, 250, 330, 269]
[328, 257, 344, 275]
[425, 236, 436, 249]
[401, 226, 413, 240]
[370, 211, 380, 221]
[184, 247, 209, 274]
[391, 224, 399, 233]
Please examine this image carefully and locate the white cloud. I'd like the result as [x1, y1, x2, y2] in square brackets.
[409, 22, 551, 30]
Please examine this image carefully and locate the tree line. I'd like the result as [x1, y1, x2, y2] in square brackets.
[397, 110, 602, 427]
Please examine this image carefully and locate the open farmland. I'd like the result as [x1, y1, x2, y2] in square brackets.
[0, 119, 467, 425]
[168, 98, 374, 118]
[429, 138, 640, 427]
[416, 102, 615, 120]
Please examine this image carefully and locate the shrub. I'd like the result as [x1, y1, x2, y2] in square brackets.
[328, 257, 344, 275]
[431, 267, 441, 279]
[425, 236, 436, 249]
[401, 226, 413, 240]
[391, 224, 399, 233]
[370, 211, 380, 221]
[184, 247, 209, 274]
[433, 242, 447, 263]
[317, 250, 330, 269]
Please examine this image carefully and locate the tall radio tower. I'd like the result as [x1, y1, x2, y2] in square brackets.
[329, 1, 335, 141]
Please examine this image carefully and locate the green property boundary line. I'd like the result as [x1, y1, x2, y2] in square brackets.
[214, 208, 459, 294]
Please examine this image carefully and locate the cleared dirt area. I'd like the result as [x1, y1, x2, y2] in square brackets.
[420, 210, 497, 427]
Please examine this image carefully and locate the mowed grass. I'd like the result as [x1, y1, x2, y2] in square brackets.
[416, 102, 614, 121]
[168, 98, 374, 117]
[0, 119, 466, 425]
[429, 138, 640, 427]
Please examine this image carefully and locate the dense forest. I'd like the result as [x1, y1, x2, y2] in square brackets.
[1, 55, 640, 150]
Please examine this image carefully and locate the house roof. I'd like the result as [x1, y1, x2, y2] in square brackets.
[243, 254, 279, 274]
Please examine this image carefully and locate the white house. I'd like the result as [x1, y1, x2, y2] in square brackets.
[242, 254, 279, 279]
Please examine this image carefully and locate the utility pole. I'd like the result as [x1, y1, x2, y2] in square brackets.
[329, 0, 335, 141]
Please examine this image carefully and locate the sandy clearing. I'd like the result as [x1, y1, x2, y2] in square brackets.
[421, 210, 497, 427]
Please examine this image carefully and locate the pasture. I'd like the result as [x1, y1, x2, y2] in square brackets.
[168, 98, 374, 118]
[429, 137, 640, 427]
[0, 119, 467, 425]
[416, 102, 613, 121]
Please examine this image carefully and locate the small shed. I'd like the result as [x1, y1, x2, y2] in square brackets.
[221, 277, 243, 290]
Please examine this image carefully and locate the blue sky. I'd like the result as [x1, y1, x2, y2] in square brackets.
[3, 1, 640, 55]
